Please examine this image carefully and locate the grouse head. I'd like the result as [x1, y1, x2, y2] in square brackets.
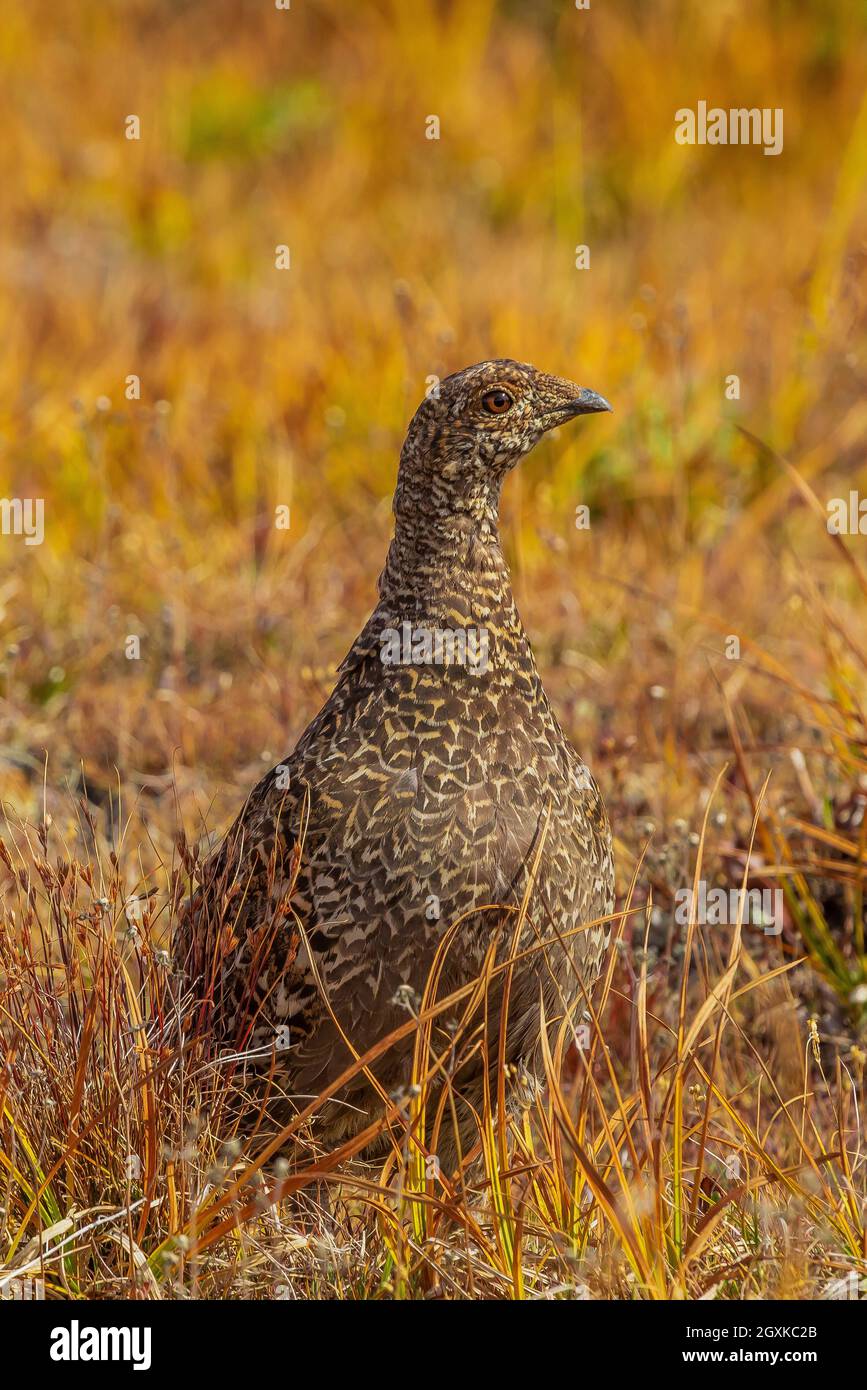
[396, 359, 611, 530]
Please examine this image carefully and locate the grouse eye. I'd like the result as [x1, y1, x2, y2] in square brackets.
[482, 388, 514, 415]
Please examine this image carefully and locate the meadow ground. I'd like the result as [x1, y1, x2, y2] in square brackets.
[1, 0, 866, 1299]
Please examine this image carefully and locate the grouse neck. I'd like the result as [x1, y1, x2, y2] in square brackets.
[367, 482, 544, 691]
[380, 482, 511, 608]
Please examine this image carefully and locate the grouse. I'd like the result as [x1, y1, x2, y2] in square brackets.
[180, 359, 615, 1172]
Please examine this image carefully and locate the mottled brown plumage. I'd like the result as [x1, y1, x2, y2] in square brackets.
[179, 359, 614, 1170]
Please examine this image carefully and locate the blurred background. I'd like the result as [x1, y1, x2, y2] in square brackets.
[1, 0, 866, 971]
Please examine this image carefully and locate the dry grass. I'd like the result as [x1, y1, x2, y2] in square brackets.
[1, 0, 866, 1299]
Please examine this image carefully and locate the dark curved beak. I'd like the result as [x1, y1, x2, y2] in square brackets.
[559, 388, 613, 418]
[539, 376, 613, 433]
